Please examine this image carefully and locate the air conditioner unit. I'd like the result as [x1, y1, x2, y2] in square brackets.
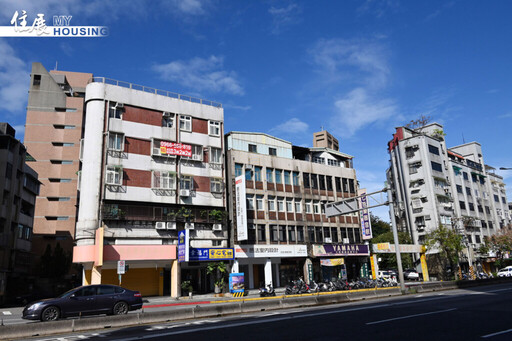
[166, 222, 176, 230]
[162, 111, 171, 117]
[185, 222, 194, 229]
[155, 222, 166, 229]
[192, 154, 202, 161]
[245, 165, 254, 170]
[342, 238, 350, 244]
[115, 103, 124, 108]
[444, 188, 450, 193]
[324, 237, 332, 243]
[180, 189, 190, 197]
[212, 224, 222, 231]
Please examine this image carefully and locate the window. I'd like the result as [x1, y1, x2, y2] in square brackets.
[295, 200, 302, 213]
[469, 203, 475, 211]
[316, 227, 322, 243]
[279, 226, 287, 242]
[246, 195, 255, 210]
[183, 145, 203, 162]
[268, 196, 276, 211]
[258, 225, 266, 242]
[270, 225, 278, 242]
[292, 172, 299, 186]
[409, 162, 421, 174]
[313, 201, 320, 214]
[335, 177, 342, 192]
[5, 163, 12, 179]
[303, 173, 310, 188]
[108, 133, 124, 151]
[162, 113, 174, 128]
[308, 226, 315, 243]
[305, 201, 312, 213]
[297, 226, 304, 242]
[106, 166, 122, 185]
[459, 201, 466, 210]
[235, 163, 243, 177]
[256, 195, 264, 210]
[284, 171, 291, 185]
[48, 197, 70, 201]
[210, 147, 222, 164]
[471, 173, 478, 182]
[328, 159, 340, 167]
[275, 170, 282, 184]
[179, 115, 192, 131]
[478, 205, 484, 213]
[286, 199, 294, 212]
[466, 187, 472, 196]
[245, 167, 252, 181]
[180, 175, 194, 190]
[456, 185, 463, 194]
[319, 175, 326, 190]
[475, 235, 481, 243]
[494, 195, 499, 203]
[33, 74, 41, 85]
[269, 147, 277, 156]
[485, 206, 491, 214]
[153, 171, 176, 189]
[266, 168, 274, 183]
[210, 178, 223, 193]
[502, 197, 507, 204]
[209, 121, 221, 136]
[254, 166, 262, 182]
[431, 161, 443, 172]
[326, 176, 333, 191]
[313, 157, 325, 164]
[248, 144, 257, 153]
[277, 197, 285, 212]
[288, 226, 296, 242]
[428, 144, 439, 155]
[54, 124, 75, 129]
[463, 172, 469, 181]
[108, 103, 123, 119]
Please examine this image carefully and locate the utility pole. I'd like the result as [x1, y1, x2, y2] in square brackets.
[387, 185, 406, 294]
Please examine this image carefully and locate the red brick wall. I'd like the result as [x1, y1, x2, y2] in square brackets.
[192, 118, 208, 134]
[123, 105, 162, 126]
[123, 169, 151, 187]
[125, 137, 150, 155]
[193, 176, 211, 193]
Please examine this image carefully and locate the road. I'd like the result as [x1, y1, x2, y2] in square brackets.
[10, 282, 512, 340]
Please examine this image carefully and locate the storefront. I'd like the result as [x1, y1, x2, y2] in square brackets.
[233, 244, 308, 289]
[312, 244, 370, 281]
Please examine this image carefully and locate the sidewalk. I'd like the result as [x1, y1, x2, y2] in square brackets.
[143, 287, 287, 308]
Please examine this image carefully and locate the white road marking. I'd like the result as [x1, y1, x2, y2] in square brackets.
[2, 311, 12, 315]
[366, 308, 457, 325]
[481, 328, 512, 338]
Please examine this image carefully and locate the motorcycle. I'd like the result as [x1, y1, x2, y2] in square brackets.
[259, 282, 276, 297]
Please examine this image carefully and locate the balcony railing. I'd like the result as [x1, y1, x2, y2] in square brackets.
[88, 77, 222, 108]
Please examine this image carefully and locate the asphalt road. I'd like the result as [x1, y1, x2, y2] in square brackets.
[14, 282, 512, 341]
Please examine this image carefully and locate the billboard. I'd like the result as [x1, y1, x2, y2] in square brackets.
[235, 175, 248, 241]
[160, 141, 192, 157]
[229, 273, 245, 293]
[178, 229, 189, 262]
[189, 248, 234, 261]
[358, 188, 372, 240]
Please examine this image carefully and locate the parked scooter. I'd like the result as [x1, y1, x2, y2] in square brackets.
[259, 282, 276, 297]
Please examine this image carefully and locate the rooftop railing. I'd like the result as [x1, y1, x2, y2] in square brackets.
[88, 77, 222, 108]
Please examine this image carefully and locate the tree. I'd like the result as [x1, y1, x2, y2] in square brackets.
[206, 261, 228, 292]
[405, 114, 432, 131]
[370, 214, 391, 238]
[424, 225, 464, 280]
[372, 231, 413, 270]
[481, 225, 512, 269]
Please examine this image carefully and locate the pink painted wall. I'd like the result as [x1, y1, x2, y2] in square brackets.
[73, 244, 176, 263]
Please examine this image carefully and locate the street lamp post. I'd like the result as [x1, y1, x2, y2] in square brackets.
[499, 167, 512, 170]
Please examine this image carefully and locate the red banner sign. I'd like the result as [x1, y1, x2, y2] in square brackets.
[160, 141, 192, 157]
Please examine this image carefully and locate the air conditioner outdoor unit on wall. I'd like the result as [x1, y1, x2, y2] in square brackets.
[155, 222, 166, 229]
[324, 237, 332, 243]
[115, 103, 124, 108]
[162, 111, 171, 117]
[180, 189, 190, 197]
[212, 224, 222, 231]
[342, 238, 350, 244]
[166, 222, 176, 230]
[185, 222, 195, 229]
[192, 154, 202, 161]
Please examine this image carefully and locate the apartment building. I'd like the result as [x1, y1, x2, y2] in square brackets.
[387, 123, 511, 272]
[73, 77, 227, 297]
[226, 131, 365, 289]
[0, 123, 39, 303]
[24, 63, 91, 266]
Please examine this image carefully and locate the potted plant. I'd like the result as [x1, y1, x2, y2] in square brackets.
[207, 261, 227, 294]
[181, 280, 193, 298]
[209, 209, 227, 222]
[177, 207, 193, 221]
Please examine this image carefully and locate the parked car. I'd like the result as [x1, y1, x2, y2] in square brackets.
[22, 284, 143, 322]
[378, 270, 391, 279]
[497, 266, 512, 277]
[404, 269, 420, 281]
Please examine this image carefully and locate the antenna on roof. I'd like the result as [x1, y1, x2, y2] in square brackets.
[54, 61, 58, 70]
[462, 133, 465, 144]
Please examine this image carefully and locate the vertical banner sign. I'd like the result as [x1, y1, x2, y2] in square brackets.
[358, 188, 372, 240]
[178, 230, 189, 262]
[235, 175, 248, 241]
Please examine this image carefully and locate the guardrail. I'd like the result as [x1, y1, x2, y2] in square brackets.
[88, 77, 222, 108]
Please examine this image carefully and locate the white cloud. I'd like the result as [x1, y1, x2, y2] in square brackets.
[223, 103, 251, 111]
[269, 117, 309, 135]
[310, 38, 390, 89]
[268, 3, 301, 35]
[168, 0, 208, 15]
[332, 87, 397, 138]
[0, 39, 29, 114]
[357, 0, 399, 18]
[153, 56, 244, 96]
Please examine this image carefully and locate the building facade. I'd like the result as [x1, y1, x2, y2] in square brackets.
[0, 123, 39, 303]
[226, 131, 366, 289]
[24, 63, 91, 269]
[387, 123, 511, 273]
[73, 77, 227, 297]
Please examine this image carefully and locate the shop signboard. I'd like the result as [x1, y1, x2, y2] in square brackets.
[178, 229, 189, 262]
[160, 141, 192, 157]
[358, 188, 372, 240]
[229, 273, 245, 293]
[235, 175, 248, 241]
[320, 258, 344, 266]
[313, 244, 369, 257]
[360, 263, 369, 278]
[234, 244, 307, 258]
[371, 244, 424, 254]
[189, 248, 234, 261]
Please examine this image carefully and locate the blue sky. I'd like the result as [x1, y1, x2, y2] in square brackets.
[0, 0, 511, 221]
